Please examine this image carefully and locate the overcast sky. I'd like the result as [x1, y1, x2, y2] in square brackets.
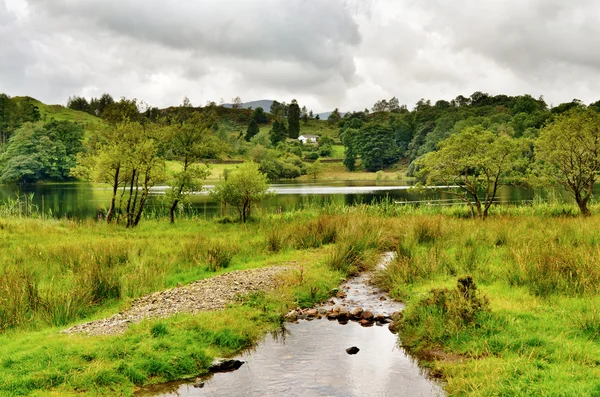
[2, 0, 600, 112]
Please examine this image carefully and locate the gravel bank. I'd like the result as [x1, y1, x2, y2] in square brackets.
[64, 266, 289, 336]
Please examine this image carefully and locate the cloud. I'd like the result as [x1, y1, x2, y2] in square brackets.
[2, 0, 600, 112]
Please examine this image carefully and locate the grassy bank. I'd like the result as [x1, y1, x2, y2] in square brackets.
[0, 213, 387, 396]
[375, 214, 600, 396]
[3, 203, 600, 395]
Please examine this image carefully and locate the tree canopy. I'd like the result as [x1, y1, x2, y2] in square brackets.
[417, 126, 524, 218]
[209, 162, 271, 222]
[535, 108, 600, 216]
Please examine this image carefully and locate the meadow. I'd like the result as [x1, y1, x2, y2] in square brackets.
[1, 201, 600, 395]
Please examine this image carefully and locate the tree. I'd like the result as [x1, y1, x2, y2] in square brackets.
[0, 120, 84, 183]
[167, 112, 221, 223]
[535, 109, 600, 216]
[342, 123, 400, 172]
[417, 126, 524, 219]
[67, 96, 90, 113]
[245, 119, 260, 142]
[306, 158, 323, 180]
[232, 96, 242, 109]
[269, 120, 287, 146]
[251, 107, 268, 124]
[287, 99, 300, 139]
[209, 162, 271, 222]
[73, 121, 165, 226]
[327, 108, 341, 125]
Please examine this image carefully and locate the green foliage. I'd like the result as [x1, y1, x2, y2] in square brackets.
[210, 162, 271, 222]
[245, 119, 259, 141]
[342, 122, 400, 171]
[269, 120, 287, 146]
[417, 126, 525, 218]
[166, 111, 222, 222]
[287, 100, 300, 139]
[0, 120, 84, 183]
[535, 108, 600, 216]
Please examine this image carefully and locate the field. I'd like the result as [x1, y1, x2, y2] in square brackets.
[2, 202, 600, 395]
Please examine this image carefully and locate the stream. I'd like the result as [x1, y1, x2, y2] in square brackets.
[135, 253, 445, 397]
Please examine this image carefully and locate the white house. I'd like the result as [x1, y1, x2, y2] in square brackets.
[298, 134, 319, 144]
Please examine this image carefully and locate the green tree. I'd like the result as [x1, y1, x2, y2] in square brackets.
[210, 162, 271, 222]
[167, 112, 221, 223]
[0, 121, 84, 183]
[342, 123, 400, 171]
[251, 107, 268, 124]
[327, 108, 341, 125]
[245, 119, 260, 142]
[67, 96, 90, 113]
[73, 121, 165, 226]
[288, 99, 300, 139]
[417, 126, 524, 219]
[536, 109, 600, 216]
[306, 158, 323, 180]
[269, 120, 287, 146]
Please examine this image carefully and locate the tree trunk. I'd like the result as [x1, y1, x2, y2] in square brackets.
[125, 169, 137, 227]
[106, 166, 120, 223]
[169, 199, 179, 223]
[576, 193, 591, 217]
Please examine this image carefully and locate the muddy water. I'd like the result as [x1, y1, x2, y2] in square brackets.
[135, 254, 445, 397]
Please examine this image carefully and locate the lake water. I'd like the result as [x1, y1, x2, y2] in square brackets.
[0, 180, 588, 220]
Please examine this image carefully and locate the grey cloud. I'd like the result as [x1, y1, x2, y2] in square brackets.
[28, 0, 361, 79]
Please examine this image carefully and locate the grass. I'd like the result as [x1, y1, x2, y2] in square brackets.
[13, 97, 102, 127]
[373, 214, 600, 396]
[0, 212, 390, 396]
[4, 202, 600, 395]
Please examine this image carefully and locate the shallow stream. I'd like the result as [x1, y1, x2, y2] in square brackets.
[135, 254, 444, 397]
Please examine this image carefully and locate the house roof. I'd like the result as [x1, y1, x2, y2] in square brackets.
[298, 134, 319, 139]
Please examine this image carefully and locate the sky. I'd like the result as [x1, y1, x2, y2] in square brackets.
[2, 0, 600, 113]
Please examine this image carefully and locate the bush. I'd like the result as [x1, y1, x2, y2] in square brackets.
[400, 276, 490, 347]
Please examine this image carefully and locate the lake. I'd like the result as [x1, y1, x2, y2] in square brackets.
[0, 180, 588, 220]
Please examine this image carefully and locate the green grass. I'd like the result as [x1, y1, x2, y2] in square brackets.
[374, 214, 600, 396]
[4, 204, 600, 395]
[13, 97, 102, 126]
[0, 213, 390, 396]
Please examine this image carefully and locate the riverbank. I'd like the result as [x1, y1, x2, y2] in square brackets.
[2, 207, 600, 395]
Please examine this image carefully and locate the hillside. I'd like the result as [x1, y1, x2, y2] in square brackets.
[12, 96, 102, 126]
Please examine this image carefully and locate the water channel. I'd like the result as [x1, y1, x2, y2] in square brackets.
[135, 253, 444, 397]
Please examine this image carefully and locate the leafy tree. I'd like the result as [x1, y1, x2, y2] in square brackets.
[269, 120, 287, 146]
[101, 98, 141, 124]
[251, 107, 268, 124]
[417, 126, 524, 219]
[318, 135, 334, 157]
[0, 93, 14, 145]
[73, 121, 165, 226]
[306, 158, 323, 180]
[67, 96, 90, 112]
[245, 119, 260, 142]
[0, 120, 84, 183]
[167, 112, 221, 223]
[327, 108, 341, 125]
[210, 162, 271, 222]
[288, 99, 300, 139]
[535, 108, 600, 216]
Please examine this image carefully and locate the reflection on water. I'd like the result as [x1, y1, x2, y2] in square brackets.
[0, 180, 589, 220]
[135, 320, 444, 397]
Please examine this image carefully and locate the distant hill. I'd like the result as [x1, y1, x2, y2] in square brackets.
[223, 99, 274, 111]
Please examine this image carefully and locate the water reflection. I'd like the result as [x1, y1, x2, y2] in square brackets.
[135, 320, 444, 397]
